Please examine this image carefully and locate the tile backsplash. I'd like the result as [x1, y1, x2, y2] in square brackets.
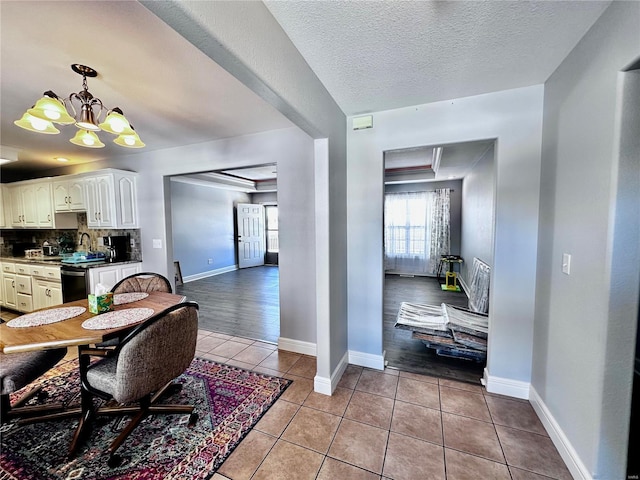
[0, 213, 141, 260]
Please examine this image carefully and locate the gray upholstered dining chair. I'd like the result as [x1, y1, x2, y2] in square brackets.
[112, 272, 172, 294]
[80, 301, 198, 467]
[96, 272, 173, 348]
[0, 348, 67, 425]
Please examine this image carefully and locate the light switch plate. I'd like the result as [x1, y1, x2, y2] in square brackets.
[562, 253, 571, 275]
[152, 239, 162, 249]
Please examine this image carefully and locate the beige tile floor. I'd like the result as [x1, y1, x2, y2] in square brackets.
[195, 330, 573, 480]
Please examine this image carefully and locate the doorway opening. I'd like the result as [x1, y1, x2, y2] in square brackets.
[383, 140, 495, 384]
[169, 164, 280, 344]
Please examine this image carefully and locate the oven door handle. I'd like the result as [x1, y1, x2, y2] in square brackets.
[61, 269, 86, 277]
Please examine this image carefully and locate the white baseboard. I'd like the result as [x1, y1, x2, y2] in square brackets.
[482, 368, 530, 399]
[529, 386, 592, 480]
[183, 264, 237, 283]
[278, 337, 317, 356]
[314, 351, 349, 396]
[348, 349, 385, 370]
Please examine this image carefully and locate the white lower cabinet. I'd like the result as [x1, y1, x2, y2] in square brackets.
[33, 278, 63, 310]
[88, 263, 142, 293]
[3, 273, 16, 310]
[1, 263, 62, 312]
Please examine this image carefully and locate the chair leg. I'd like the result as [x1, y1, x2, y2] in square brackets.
[1, 388, 66, 426]
[101, 394, 197, 466]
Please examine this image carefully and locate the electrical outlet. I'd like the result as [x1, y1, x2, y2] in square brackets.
[97, 237, 104, 247]
[208, 258, 213, 264]
[152, 239, 162, 249]
[130, 238, 135, 247]
[0, 237, 4, 245]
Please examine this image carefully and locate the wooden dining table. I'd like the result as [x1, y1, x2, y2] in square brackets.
[0, 292, 186, 354]
[0, 291, 187, 457]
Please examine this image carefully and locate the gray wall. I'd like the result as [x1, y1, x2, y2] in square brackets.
[384, 179, 463, 260]
[251, 192, 277, 204]
[170, 179, 250, 277]
[347, 85, 544, 388]
[460, 144, 495, 283]
[143, 0, 348, 384]
[533, 2, 640, 477]
[41, 127, 319, 348]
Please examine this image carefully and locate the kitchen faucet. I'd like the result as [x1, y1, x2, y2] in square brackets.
[79, 232, 91, 251]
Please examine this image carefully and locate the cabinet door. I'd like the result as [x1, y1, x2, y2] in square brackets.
[53, 182, 70, 212]
[120, 263, 142, 279]
[3, 274, 16, 308]
[48, 282, 63, 306]
[35, 183, 54, 227]
[85, 178, 101, 228]
[90, 266, 119, 292]
[9, 186, 23, 226]
[20, 184, 38, 228]
[96, 176, 115, 227]
[117, 175, 138, 228]
[33, 280, 48, 310]
[68, 179, 86, 211]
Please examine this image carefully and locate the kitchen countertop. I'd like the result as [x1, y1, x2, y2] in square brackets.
[0, 256, 142, 269]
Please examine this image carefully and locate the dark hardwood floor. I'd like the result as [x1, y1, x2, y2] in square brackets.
[178, 267, 484, 384]
[177, 266, 280, 343]
[384, 274, 485, 384]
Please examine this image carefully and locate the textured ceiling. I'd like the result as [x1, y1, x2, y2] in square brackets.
[0, 1, 611, 181]
[264, 1, 610, 115]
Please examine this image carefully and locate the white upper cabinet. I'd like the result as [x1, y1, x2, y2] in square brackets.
[85, 170, 138, 229]
[3, 169, 136, 230]
[53, 178, 86, 212]
[9, 181, 58, 229]
[34, 182, 54, 228]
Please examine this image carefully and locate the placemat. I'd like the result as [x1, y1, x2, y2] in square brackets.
[114, 292, 149, 305]
[7, 307, 87, 328]
[81, 308, 155, 330]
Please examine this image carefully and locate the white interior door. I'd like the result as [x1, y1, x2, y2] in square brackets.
[237, 203, 265, 269]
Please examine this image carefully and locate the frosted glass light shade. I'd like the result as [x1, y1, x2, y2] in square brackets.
[27, 96, 75, 124]
[113, 130, 145, 148]
[14, 112, 60, 134]
[70, 129, 105, 148]
[99, 110, 135, 135]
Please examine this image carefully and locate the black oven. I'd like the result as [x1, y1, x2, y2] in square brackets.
[60, 266, 89, 303]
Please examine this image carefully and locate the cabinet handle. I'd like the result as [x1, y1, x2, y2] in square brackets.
[95, 212, 98, 220]
[48, 214, 51, 221]
[12, 280, 15, 288]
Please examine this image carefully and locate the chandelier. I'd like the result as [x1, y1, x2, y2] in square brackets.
[14, 64, 145, 149]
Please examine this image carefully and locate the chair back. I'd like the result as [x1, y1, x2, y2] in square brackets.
[112, 272, 172, 294]
[110, 302, 198, 403]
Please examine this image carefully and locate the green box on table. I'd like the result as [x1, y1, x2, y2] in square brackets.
[88, 293, 114, 314]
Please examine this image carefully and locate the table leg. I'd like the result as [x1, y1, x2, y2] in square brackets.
[68, 345, 94, 458]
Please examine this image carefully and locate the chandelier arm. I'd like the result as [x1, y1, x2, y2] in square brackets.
[65, 94, 78, 119]
[89, 97, 106, 123]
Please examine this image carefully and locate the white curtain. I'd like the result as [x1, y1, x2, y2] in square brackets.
[384, 189, 450, 275]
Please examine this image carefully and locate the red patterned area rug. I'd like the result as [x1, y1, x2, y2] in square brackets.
[0, 357, 291, 479]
